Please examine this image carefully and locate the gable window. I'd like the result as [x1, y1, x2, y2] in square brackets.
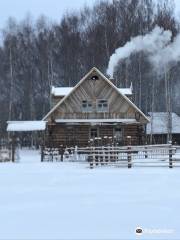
[97, 99, 108, 112]
[82, 100, 92, 112]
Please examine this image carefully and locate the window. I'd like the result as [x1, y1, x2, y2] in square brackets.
[82, 100, 92, 112]
[90, 128, 98, 139]
[97, 99, 108, 112]
[114, 128, 123, 142]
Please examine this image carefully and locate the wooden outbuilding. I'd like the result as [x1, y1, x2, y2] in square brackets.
[6, 121, 46, 161]
[43, 67, 149, 147]
[146, 112, 180, 144]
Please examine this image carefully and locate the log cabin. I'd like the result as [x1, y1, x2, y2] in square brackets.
[43, 67, 149, 147]
[146, 112, 180, 144]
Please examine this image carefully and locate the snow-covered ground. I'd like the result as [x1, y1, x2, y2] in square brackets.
[0, 149, 180, 240]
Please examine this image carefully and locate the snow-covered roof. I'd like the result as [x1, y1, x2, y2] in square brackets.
[51, 87, 73, 96]
[7, 121, 46, 132]
[118, 88, 132, 95]
[51, 86, 132, 97]
[55, 119, 137, 124]
[146, 112, 180, 134]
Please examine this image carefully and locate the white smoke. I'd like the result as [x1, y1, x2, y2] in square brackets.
[150, 34, 180, 68]
[107, 26, 172, 77]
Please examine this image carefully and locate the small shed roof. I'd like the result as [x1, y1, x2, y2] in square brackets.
[146, 112, 180, 134]
[7, 121, 46, 132]
[51, 86, 132, 97]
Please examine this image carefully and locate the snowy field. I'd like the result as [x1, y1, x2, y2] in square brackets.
[0, 149, 180, 240]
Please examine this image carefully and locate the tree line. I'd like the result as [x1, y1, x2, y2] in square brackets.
[0, 0, 179, 135]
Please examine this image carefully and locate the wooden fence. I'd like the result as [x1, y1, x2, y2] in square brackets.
[41, 144, 180, 168]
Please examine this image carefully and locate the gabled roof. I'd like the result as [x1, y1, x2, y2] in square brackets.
[43, 67, 149, 122]
[146, 112, 180, 134]
[51, 86, 132, 97]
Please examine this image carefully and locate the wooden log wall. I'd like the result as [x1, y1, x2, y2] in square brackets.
[45, 123, 145, 147]
[124, 124, 144, 145]
[99, 126, 114, 138]
[45, 124, 89, 147]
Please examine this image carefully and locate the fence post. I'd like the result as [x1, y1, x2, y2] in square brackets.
[59, 145, 64, 162]
[169, 146, 173, 168]
[111, 145, 114, 162]
[11, 136, 16, 163]
[145, 146, 148, 159]
[90, 147, 95, 169]
[90, 156, 93, 169]
[115, 146, 118, 162]
[101, 146, 104, 165]
[92, 147, 96, 166]
[127, 146, 132, 168]
[51, 148, 53, 161]
[108, 145, 111, 163]
[89, 147, 93, 169]
[102, 146, 105, 165]
[60, 149, 64, 162]
[41, 144, 44, 162]
[96, 148, 99, 166]
[74, 146, 78, 162]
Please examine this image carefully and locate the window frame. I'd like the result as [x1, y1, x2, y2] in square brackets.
[81, 100, 93, 112]
[96, 99, 109, 112]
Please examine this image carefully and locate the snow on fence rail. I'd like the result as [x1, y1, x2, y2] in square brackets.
[41, 144, 180, 168]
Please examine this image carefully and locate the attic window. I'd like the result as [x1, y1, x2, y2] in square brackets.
[97, 99, 108, 112]
[91, 75, 99, 80]
[82, 100, 93, 112]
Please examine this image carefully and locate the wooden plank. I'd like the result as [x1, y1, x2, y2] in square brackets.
[51, 76, 140, 121]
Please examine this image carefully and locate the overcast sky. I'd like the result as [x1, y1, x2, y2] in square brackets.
[0, 0, 96, 28]
[0, 0, 180, 28]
